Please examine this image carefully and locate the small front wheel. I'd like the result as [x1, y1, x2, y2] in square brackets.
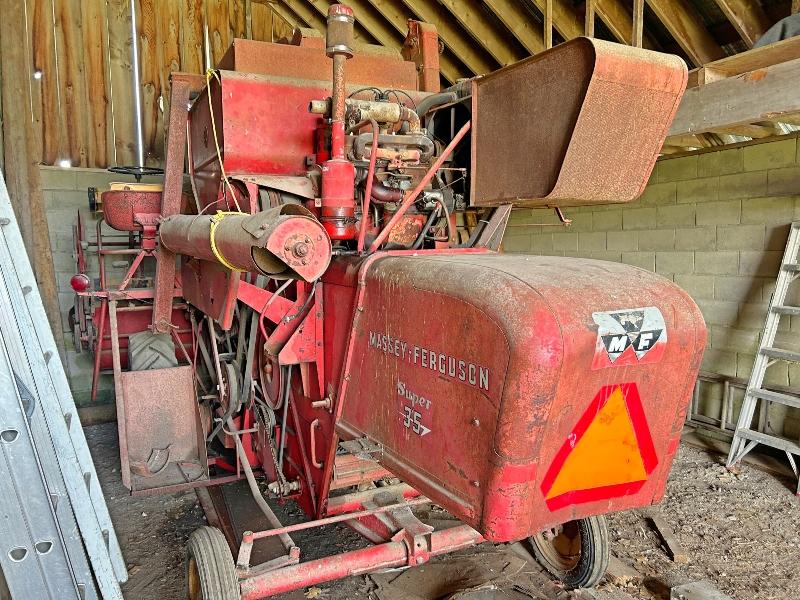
[528, 515, 609, 588]
[186, 526, 239, 600]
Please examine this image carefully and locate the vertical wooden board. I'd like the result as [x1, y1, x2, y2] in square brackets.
[25, 0, 43, 164]
[181, 0, 205, 73]
[138, 0, 160, 165]
[81, 1, 110, 168]
[32, 0, 63, 165]
[155, 0, 182, 163]
[229, 0, 246, 40]
[206, 0, 231, 66]
[249, 1, 272, 42]
[54, 0, 90, 166]
[107, 0, 137, 166]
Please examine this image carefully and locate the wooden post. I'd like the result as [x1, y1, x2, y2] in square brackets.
[585, 0, 595, 37]
[633, 0, 644, 47]
[545, 0, 553, 49]
[793, 0, 799, 14]
[0, 0, 65, 351]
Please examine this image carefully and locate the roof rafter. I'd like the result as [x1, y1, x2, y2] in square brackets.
[482, 0, 545, 55]
[348, 0, 467, 82]
[528, 0, 583, 42]
[395, 0, 496, 74]
[277, 0, 327, 32]
[712, 0, 772, 47]
[437, 0, 527, 66]
[594, 0, 657, 49]
[646, 0, 725, 65]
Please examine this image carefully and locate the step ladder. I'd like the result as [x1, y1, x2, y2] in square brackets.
[727, 221, 800, 494]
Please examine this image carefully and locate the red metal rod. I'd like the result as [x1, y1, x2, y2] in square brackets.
[245, 496, 430, 542]
[239, 525, 483, 599]
[368, 120, 471, 252]
[357, 119, 379, 253]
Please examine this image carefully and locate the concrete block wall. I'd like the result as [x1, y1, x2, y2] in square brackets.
[504, 134, 800, 439]
[42, 166, 160, 405]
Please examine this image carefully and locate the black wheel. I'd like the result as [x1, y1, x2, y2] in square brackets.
[528, 515, 609, 588]
[128, 331, 178, 371]
[186, 527, 239, 600]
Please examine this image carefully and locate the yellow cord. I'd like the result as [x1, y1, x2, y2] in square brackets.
[205, 69, 242, 213]
[209, 211, 245, 272]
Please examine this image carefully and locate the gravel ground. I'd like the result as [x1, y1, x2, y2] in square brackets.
[86, 423, 799, 599]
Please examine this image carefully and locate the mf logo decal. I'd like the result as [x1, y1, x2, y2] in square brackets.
[591, 306, 666, 370]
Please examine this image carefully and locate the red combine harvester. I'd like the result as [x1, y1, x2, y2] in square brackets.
[71, 6, 705, 599]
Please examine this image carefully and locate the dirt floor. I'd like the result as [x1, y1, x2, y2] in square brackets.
[86, 423, 800, 600]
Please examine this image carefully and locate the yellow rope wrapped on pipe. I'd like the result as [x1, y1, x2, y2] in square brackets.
[209, 211, 246, 272]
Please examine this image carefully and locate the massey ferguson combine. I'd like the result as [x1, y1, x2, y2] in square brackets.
[71, 6, 705, 599]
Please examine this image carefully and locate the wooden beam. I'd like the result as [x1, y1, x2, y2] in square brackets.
[531, 0, 583, 42]
[545, 0, 553, 48]
[595, 0, 656, 49]
[269, 3, 303, 33]
[482, 0, 545, 55]
[342, 0, 466, 82]
[438, 0, 527, 66]
[632, 0, 644, 47]
[279, 0, 327, 33]
[646, 0, 725, 66]
[0, 0, 64, 350]
[397, 0, 496, 74]
[585, 0, 595, 37]
[712, 0, 771, 47]
[686, 36, 800, 88]
[669, 57, 800, 138]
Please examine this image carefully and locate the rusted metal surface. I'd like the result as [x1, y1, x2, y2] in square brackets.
[102, 190, 161, 231]
[159, 205, 332, 281]
[402, 20, 442, 93]
[470, 38, 687, 207]
[338, 252, 706, 542]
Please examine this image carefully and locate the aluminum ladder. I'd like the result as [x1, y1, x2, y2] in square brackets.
[726, 221, 800, 494]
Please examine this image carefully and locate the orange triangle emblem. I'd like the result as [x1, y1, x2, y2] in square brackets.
[541, 383, 657, 511]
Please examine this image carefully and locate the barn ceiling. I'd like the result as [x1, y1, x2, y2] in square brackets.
[259, 0, 798, 83]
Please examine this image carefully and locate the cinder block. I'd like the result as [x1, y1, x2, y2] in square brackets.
[711, 326, 760, 353]
[655, 251, 694, 275]
[565, 211, 593, 232]
[606, 231, 638, 251]
[766, 167, 800, 196]
[738, 302, 789, 331]
[502, 231, 531, 253]
[656, 204, 695, 227]
[620, 252, 654, 271]
[552, 232, 578, 252]
[695, 251, 739, 275]
[592, 210, 622, 231]
[590, 251, 623, 262]
[738, 353, 789, 387]
[674, 274, 714, 299]
[773, 330, 800, 353]
[675, 227, 716, 251]
[39, 167, 77, 190]
[717, 224, 765, 251]
[701, 348, 737, 377]
[739, 250, 782, 276]
[622, 207, 658, 230]
[638, 229, 675, 251]
[742, 137, 797, 172]
[698, 147, 742, 177]
[695, 199, 741, 226]
[638, 182, 677, 206]
[742, 196, 795, 224]
[696, 299, 739, 326]
[714, 276, 761, 303]
[578, 231, 606, 252]
[677, 177, 719, 204]
[765, 223, 791, 251]
[718, 171, 768, 200]
[530, 233, 554, 252]
[657, 155, 698, 182]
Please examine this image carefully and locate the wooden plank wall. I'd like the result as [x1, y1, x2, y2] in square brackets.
[21, 0, 293, 169]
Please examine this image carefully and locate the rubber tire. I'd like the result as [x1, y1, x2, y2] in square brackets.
[128, 331, 178, 371]
[186, 527, 239, 600]
[529, 515, 609, 589]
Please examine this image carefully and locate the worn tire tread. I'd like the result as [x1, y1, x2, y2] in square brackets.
[186, 526, 238, 600]
[128, 331, 178, 371]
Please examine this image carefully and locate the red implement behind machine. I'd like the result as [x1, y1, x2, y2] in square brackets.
[71, 7, 704, 599]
